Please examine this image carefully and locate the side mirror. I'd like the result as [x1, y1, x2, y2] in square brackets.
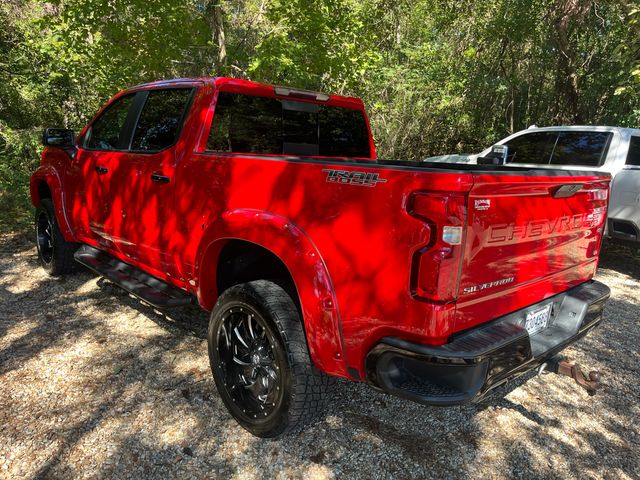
[42, 128, 75, 148]
[478, 144, 508, 165]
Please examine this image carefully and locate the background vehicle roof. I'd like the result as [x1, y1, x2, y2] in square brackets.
[523, 125, 640, 135]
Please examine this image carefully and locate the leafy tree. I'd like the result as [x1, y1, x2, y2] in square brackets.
[1, 0, 639, 231]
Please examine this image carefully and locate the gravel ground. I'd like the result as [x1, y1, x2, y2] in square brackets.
[1, 231, 639, 480]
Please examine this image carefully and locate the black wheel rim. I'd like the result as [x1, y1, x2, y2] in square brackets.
[36, 211, 53, 264]
[216, 307, 283, 419]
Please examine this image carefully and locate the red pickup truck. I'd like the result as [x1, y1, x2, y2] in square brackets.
[31, 77, 610, 437]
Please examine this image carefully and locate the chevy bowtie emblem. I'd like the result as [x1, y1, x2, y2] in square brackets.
[322, 169, 387, 187]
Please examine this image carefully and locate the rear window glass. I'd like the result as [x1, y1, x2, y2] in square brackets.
[549, 132, 611, 167]
[131, 88, 193, 151]
[207, 92, 370, 158]
[626, 136, 640, 166]
[504, 132, 557, 164]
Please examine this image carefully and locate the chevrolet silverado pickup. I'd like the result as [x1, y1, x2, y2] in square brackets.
[31, 77, 611, 437]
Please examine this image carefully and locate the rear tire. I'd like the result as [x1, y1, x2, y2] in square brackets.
[207, 280, 334, 437]
[35, 198, 77, 276]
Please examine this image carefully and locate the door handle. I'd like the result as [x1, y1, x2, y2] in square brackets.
[95, 166, 108, 174]
[150, 173, 170, 184]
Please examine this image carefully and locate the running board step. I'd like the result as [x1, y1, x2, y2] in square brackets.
[74, 245, 192, 308]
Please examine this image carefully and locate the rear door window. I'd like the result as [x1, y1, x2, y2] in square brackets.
[626, 136, 640, 166]
[504, 132, 557, 164]
[207, 91, 370, 158]
[549, 132, 612, 167]
[208, 93, 282, 154]
[131, 88, 193, 151]
[85, 94, 136, 150]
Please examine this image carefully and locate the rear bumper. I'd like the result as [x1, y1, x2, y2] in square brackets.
[365, 280, 610, 406]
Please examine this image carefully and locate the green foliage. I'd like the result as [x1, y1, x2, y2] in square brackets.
[1, 0, 639, 231]
[247, 0, 381, 93]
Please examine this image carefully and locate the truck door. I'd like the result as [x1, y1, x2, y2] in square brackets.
[75, 93, 138, 245]
[113, 87, 196, 277]
[609, 135, 640, 241]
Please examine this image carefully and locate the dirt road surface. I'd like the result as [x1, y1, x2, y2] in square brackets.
[1, 232, 638, 479]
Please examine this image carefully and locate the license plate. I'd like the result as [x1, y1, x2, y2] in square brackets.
[525, 304, 552, 336]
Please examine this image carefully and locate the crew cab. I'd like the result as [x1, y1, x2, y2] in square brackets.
[428, 126, 640, 244]
[31, 77, 611, 437]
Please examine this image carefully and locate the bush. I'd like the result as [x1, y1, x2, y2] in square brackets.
[0, 124, 41, 232]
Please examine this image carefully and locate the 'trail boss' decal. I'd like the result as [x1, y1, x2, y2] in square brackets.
[322, 169, 387, 187]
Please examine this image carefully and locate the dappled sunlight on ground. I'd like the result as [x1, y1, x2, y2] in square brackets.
[0, 232, 638, 479]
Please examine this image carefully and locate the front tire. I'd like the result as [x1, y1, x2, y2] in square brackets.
[35, 198, 77, 276]
[207, 280, 334, 437]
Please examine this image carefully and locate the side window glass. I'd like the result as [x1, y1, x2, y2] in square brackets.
[626, 136, 640, 166]
[550, 132, 612, 167]
[504, 132, 557, 164]
[85, 94, 136, 150]
[131, 88, 193, 151]
[207, 92, 281, 154]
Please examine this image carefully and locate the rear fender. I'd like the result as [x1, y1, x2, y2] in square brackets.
[195, 209, 347, 377]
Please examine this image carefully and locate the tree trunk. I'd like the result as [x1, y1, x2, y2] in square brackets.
[551, 0, 591, 123]
[207, 1, 227, 74]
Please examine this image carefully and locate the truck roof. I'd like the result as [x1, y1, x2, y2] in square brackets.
[127, 76, 365, 110]
[525, 125, 640, 136]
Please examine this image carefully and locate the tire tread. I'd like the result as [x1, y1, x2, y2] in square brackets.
[209, 280, 335, 437]
[36, 199, 78, 276]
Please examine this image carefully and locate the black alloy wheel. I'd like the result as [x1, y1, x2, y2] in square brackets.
[208, 280, 334, 438]
[34, 198, 78, 275]
[215, 306, 285, 419]
[36, 210, 54, 265]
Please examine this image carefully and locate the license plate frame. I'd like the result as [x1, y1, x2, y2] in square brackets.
[525, 304, 552, 336]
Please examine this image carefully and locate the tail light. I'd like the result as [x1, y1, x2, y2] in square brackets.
[408, 192, 467, 302]
[586, 187, 609, 259]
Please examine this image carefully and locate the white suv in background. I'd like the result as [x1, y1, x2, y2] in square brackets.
[427, 126, 640, 244]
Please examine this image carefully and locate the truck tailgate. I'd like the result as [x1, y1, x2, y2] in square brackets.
[454, 172, 609, 332]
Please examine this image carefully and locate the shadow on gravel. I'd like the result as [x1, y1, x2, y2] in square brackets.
[599, 240, 640, 278]
[1, 231, 639, 479]
[95, 277, 210, 339]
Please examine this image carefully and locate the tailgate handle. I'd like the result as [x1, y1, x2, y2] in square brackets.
[553, 184, 583, 198]
[150, 173, 170, 184]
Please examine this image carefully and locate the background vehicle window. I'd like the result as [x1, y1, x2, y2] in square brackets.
[207, 92, 371, 157]
[85, 94, 135, 150]
[131, 88, 193, 151]
[549, 131, 611, 166]
[626, 136, 640, 166]
[504, 132, 557, 164]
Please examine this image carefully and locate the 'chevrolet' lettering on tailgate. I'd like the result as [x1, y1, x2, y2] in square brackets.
[487, 210, 604, 244]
